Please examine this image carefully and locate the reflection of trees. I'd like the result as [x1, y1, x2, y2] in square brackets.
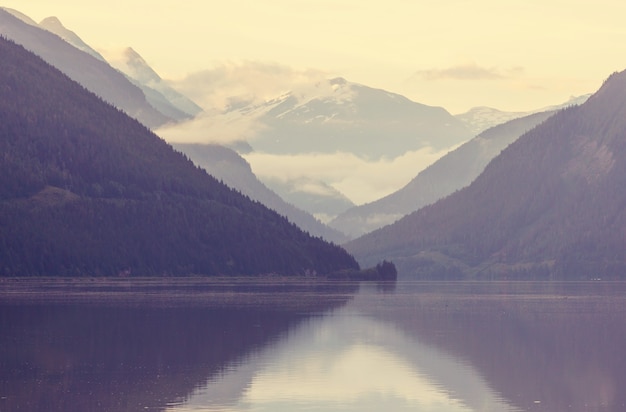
[0, 281, 357, 411]
[369, 285, 626, 412]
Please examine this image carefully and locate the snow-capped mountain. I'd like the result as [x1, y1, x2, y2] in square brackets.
[183, 77, 474, 220]
[0, 8, 172, 128]
[234, 77, 473, 159]
[33, 13, 201, 122]
[104, 47, 204, 120]
[456, 95, 591, 135]
[455, 107, 530, 136]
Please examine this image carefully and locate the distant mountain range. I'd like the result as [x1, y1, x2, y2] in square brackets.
[455, 95, 590, 135]
[262, 176, 356, 224]
[199, 77, 474, 219]
[330, 110, 559, 238]
[0, 36, 358, 276]
[0, 8, 191, 128]
[346, 69, 626, 280]
[239, 77, 473, 158]
[332, 95, 592, 239]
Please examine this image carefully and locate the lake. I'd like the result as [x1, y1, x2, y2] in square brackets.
[1, 278, 625, 411]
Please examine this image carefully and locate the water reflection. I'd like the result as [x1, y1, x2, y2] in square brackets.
[2, 280, 626, 412]
[172, 306, 515, 412]
[352, 281, 626, 412]
[0, 278, 358, 412]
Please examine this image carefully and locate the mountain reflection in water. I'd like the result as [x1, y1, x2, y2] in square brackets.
[1, 280, 626, 411]
[0, 278, 358, 411]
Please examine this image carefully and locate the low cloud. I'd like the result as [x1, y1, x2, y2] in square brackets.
[414, 63, 524, 81]
[155, 111, 266, 145]
[169, 62, 329, 112]
[243, 146, 457, 205]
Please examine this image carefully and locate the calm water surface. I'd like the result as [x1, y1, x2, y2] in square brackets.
[1, 279, 626, 412]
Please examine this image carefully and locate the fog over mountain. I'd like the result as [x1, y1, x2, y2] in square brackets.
[159, 72, 473, 207]
[262, 176, 355, 224]
[346, 69, 626, 280]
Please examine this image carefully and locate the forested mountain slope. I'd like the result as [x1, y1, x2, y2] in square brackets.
[346, 70, 626, 280]
[173, 143, 348, 243]
[331, 110, 557, 238]
[0, 37, 358, 276]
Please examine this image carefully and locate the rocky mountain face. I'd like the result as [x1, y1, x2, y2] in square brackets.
[346, 70, 626, 280]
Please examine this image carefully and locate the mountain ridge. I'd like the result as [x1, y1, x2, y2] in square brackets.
[345, 69, 626, 280]
[173, 143, 349, 243]
[331, 110, 558, 238]
[0, 36, 358, 277]
[0, 8, 174, 128]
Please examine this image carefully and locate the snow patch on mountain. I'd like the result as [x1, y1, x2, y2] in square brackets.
[102, 47, 203, 119]
[456, 95, 591, 135]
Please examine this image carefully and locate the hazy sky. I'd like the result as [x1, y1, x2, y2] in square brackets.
[4, 0, 626, 113]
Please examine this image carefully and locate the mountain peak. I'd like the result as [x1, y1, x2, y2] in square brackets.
[36, 14, 108, 62]
[39, 16, 64, 29]
[330, 77, 348, 86]
[104, 46, 161, 84]
[123, 46, 142, 60]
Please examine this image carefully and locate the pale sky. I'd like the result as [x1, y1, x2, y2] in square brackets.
[4, 1, 626, 113]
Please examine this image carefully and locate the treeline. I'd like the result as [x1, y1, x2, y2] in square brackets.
[0, 37, 359, 277]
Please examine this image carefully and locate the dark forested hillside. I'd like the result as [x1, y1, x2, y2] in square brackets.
[0, 37, 358, 276]
[346, 70, 626, 280]
[173, 143, 348, 243]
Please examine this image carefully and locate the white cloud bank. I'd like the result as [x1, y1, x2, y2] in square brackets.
[243, 146, 456, 205]
[169, 62, 330, 112]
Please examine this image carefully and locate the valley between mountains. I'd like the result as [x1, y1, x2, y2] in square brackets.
[2, 6, 622, 280]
